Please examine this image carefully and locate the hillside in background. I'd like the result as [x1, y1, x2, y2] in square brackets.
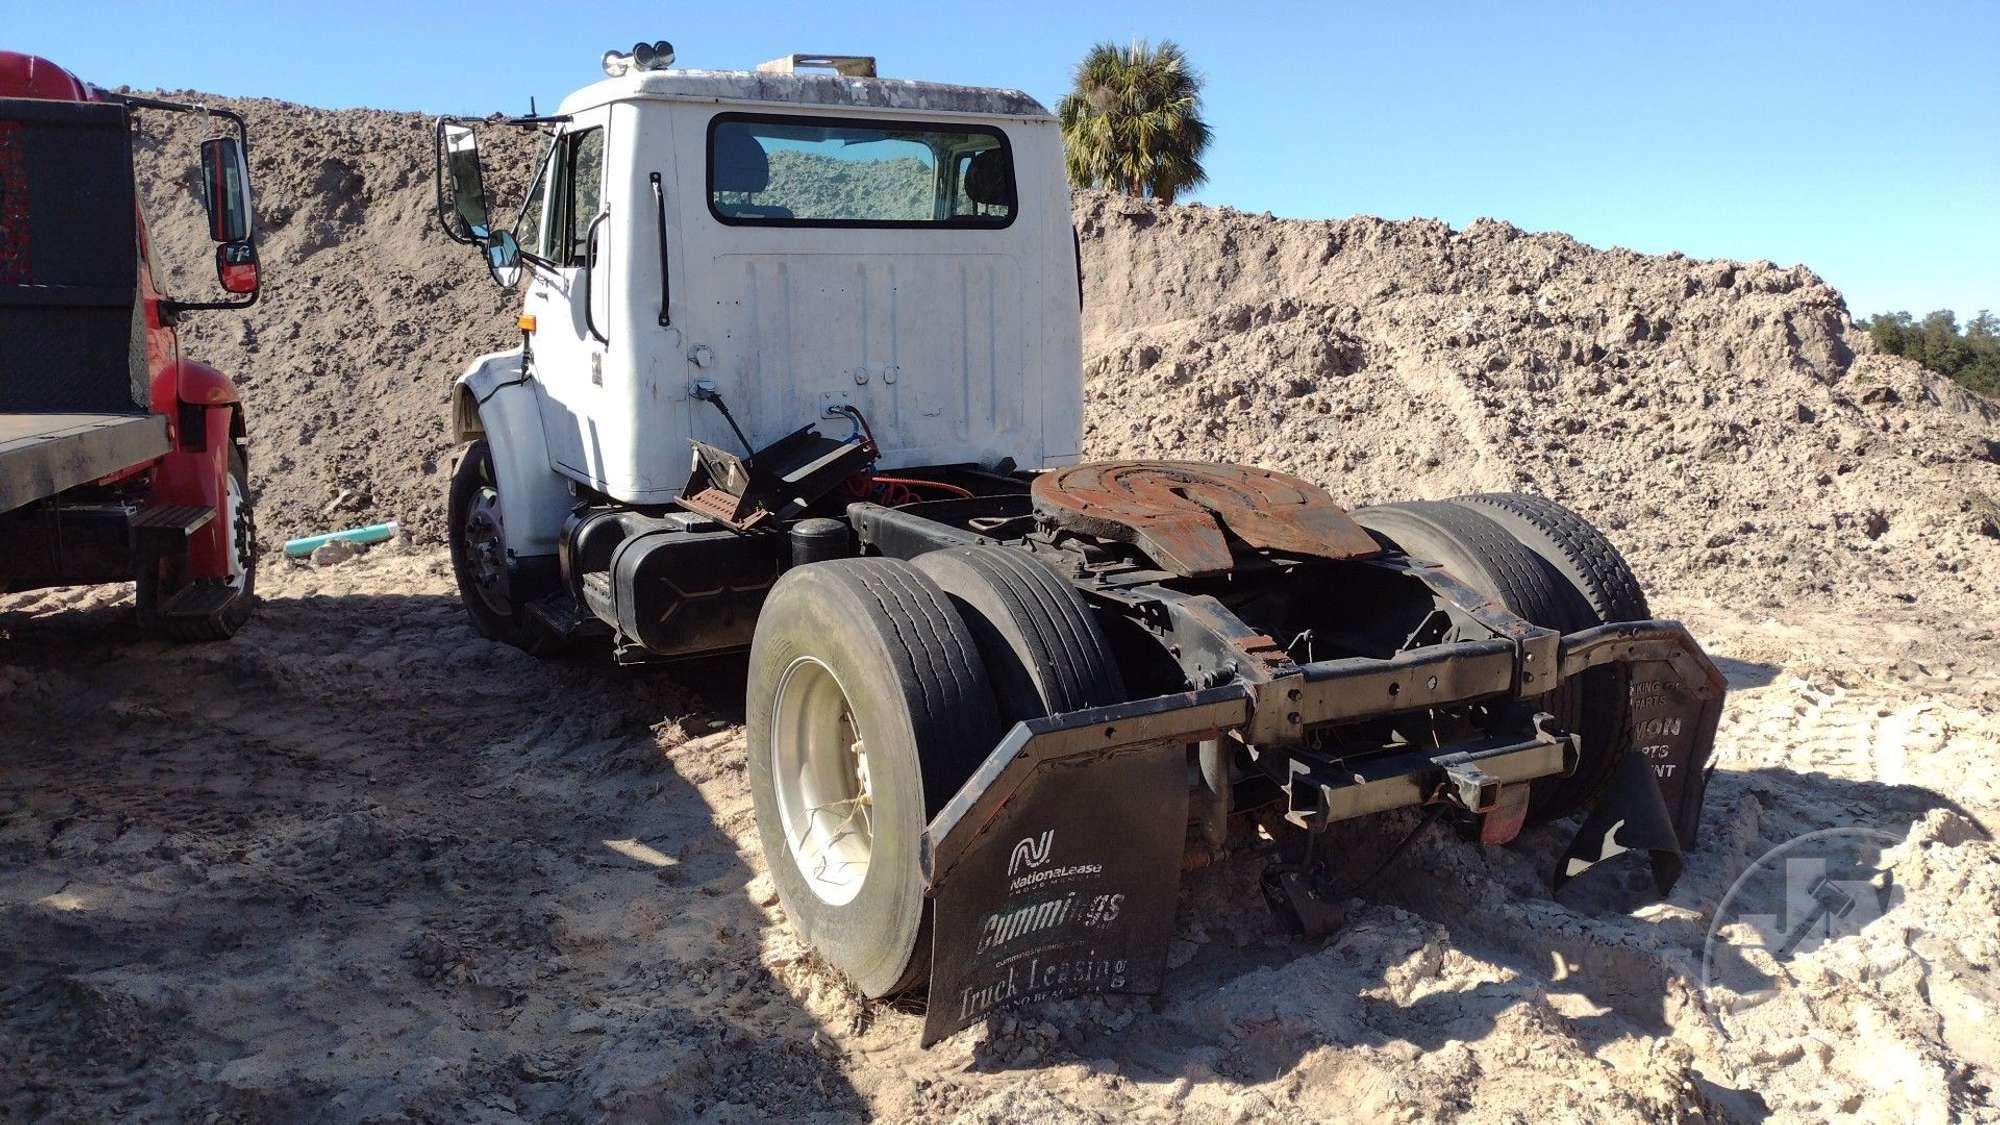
[1075, 192, 2000, 612]
[125, 93, 2000, 614]
[760, 150, 932, 220]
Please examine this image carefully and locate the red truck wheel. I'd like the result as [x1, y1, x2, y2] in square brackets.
[137, 447, 257, 641]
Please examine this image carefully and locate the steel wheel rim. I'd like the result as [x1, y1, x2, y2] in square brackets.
[771, 655, 874, 906]
[222, 469, 251, 593]
[463, 485, 511, 616]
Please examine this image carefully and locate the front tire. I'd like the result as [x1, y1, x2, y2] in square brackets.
[138, 445, 256, 642]
[447, 439, 559, 655]
[746, 558, 1002, 998]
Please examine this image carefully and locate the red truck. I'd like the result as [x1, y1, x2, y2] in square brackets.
[0, 52, 261, 638]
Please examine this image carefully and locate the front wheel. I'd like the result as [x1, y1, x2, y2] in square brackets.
[137, 444, 256, 641]
[447, 439, 560, 655]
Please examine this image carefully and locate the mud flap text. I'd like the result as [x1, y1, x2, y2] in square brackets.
[922, 741, 1186, 1046]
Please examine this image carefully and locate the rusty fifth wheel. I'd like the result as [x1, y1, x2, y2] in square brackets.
[1031, 461, 1382, 577]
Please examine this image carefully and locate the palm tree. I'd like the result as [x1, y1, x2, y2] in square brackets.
[1058, 39, 1211, 204]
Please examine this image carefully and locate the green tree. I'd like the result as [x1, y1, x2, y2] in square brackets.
[1862, 308, 2000, 398]
[1057, 39, 1211, 204]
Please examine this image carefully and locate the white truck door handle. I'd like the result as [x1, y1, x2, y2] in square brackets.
[582, 210, 610, 346]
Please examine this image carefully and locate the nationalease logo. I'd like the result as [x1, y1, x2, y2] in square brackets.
[1007, 830, 1053, 876]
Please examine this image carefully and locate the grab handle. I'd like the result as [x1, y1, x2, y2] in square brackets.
[582, 210, 610, 345]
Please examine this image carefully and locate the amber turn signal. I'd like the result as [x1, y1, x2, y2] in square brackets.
[518, 314, 537, 333]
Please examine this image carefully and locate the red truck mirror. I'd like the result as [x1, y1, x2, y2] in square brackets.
[199, 135, 253, 244]
[215, 239, 259, 294]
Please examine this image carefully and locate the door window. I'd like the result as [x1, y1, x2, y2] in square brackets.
[514, 138, 556, 261]
[559, 127, 605, 267]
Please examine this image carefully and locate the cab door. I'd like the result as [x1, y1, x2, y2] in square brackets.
[520, 110, 611, 484]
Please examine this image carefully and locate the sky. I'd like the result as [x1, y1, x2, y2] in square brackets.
[15, 1, 1997, 318]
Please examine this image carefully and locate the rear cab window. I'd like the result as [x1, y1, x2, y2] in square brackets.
[707, 113, 1015, 228]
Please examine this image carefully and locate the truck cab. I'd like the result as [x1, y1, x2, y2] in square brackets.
[437, 50, 1081, 653]
[0, 52, 263, 639]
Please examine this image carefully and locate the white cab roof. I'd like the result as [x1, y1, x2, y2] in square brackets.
[556, 69, 1052, 121]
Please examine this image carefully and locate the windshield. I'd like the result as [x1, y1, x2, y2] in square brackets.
[708, 114, 1015, 228]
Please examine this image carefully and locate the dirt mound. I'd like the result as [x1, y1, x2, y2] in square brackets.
[126, 97, 2000, 616]
[1077, 192, 2000, 612]
[127, 92, 539, 545]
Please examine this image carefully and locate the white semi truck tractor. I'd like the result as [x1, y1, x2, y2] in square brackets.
[432, 44, 1725, 1044]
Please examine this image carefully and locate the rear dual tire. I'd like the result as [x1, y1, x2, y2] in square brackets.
[746, 548, 1125, 998]
[912, 545, 1125, 722]
[747, 558, 1001, 998]
[1353, 495, 1648, 823]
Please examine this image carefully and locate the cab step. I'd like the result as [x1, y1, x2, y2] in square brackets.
[157, 581, 239, 621]
[526, 587, 610, 641]
[129, 504, 215, 550]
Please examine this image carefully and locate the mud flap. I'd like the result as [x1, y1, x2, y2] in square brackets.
[1628, 656, 1725, 849]
[1555, 748, 1684, 895]
[1554, 625, 1727, 895]
[918, 688, 1245, 1047]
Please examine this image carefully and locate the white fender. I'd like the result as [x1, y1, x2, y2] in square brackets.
[450, 348, 570, 558]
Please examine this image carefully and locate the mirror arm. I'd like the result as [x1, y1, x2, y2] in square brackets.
[104, 93, 258, 311]
[650, 172, 671, 327]
[583, 211, 611, 345]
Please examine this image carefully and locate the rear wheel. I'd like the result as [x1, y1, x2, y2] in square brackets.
[447, 439, 559, 655]
[1352, 500, 1615, 822]
[1447, 493, 1650, 622]
[746, 557, 1002, 997]
[912, 545, 1125, 723]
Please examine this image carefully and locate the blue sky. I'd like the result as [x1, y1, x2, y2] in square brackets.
[16, 1, 1996, 317]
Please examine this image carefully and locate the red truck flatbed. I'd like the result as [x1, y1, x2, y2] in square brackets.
[0, 413, 170, 514]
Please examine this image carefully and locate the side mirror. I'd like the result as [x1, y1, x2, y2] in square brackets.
[215, 240, 260, 295]
[441, 122, 492, 241]
[199, 136, 254, 243]
[484, 229, 521, 289]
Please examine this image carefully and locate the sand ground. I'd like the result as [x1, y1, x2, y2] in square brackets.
[5, 546, 1996, 1123]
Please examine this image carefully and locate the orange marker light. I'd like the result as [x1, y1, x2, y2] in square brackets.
[518, 314, 538, 333]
